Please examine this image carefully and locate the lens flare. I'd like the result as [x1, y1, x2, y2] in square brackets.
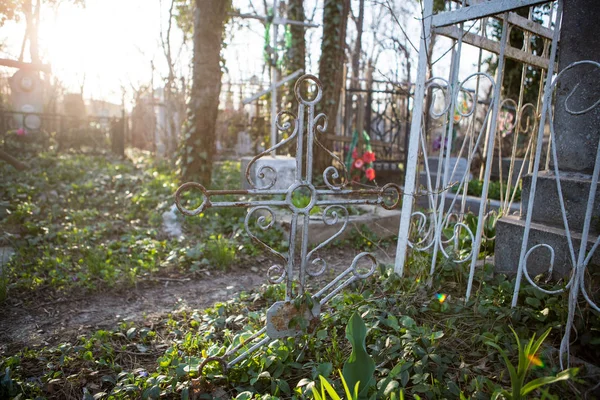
[527, 353, 544, 368]
[436, 293, 447, 303]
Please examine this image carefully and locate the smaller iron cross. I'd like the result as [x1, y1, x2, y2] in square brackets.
[175, 74, 401, 374]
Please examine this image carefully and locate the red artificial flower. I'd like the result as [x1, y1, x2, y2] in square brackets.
[352, 149, 359, 159]
[365, 167, 376, 181]
[363, 151, 376, 163]
[353, 158, 364, 169]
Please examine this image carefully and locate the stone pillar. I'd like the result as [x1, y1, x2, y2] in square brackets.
[494, 0, 600, 277]
[552, 0, 600, 174]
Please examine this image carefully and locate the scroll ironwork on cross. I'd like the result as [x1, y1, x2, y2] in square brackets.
[175, 74, 402, 375]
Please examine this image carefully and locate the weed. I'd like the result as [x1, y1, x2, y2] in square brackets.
[486, 327, 577, 400]
[312, 373, 358, 400]
[291, 192, 322, 215]
[204, 234, 236, 270]
[0, 154, 257, 298]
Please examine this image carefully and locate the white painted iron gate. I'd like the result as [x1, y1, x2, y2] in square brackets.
[394, 0, 599, 368]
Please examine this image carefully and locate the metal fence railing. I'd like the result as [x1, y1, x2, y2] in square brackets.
[395, 0, 599, 369]
[0, 110, 126, 156]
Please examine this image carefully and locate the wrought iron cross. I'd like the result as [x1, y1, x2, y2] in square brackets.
[175, 74, 401, 374]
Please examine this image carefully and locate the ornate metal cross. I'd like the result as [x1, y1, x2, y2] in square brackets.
[175, 74, 401, 374]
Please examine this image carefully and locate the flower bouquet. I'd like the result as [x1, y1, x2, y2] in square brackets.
[345, 130, 376, 183]
[350, 149, 376, 182]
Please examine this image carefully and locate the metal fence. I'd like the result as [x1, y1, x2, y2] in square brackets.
[395, 0, 599, 368]
[323, 80, 413, 183]
[0, 110, 126, 155]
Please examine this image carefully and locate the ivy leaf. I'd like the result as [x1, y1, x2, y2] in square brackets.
[525, 296, 541, 308]
[316, 362, 333, 378]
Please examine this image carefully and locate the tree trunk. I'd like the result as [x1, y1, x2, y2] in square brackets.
[423, 32, 436, 145]
[179, 0, 229, 183]
[315, 0, 350, 177]
[281, 0, 306, 157]
[284, 0, 306, 110]
[351, 0, 364, 88]
[423, 1, 445, 144]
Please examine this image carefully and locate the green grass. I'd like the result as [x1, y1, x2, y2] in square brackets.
[204, 234, 237, 270]
[0, 152, 181, 297]
[0, 152, 283, 300]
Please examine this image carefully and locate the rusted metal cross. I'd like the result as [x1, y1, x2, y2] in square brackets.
[175, 74, 401, 374]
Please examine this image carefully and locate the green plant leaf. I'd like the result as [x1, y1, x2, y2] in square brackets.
[312, 386, 324, 400]
[317, 362, 333, 378]
[342, 312, 375, 399]
[489, 326, 576, 400]
[521, 368, 578, 396]
[399, 315, 416, 328]
[485, 340, 519, 395]
[491, 389, 510, 400]
[525, 296, 541, 308]
[400, 370, 410, 387]
[320, 375, 342, 400]
[382, 379, 400, 397]
[339, 371, 357, 400]
[235, 392, 253, 400]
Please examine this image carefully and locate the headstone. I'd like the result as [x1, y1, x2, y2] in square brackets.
[235, 131, 252, 156]
[495, 0, 600, 277]
[419, 156, 472, 188]
[8, 69, 43, 130]
[241, 155, 296, 191]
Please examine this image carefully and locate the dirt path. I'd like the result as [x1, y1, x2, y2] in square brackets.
[0, 246, 395, 356]
[0, 267, 265, 354]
